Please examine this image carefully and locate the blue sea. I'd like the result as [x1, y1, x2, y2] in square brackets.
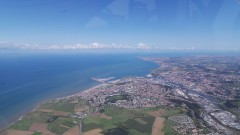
[0, 50, 160, 129]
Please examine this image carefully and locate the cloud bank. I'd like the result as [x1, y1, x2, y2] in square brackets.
[1, 42, 239, 51]
[0, 42, 151, 50]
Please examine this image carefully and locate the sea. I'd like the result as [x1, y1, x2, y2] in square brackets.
[0, 50, 238, 129]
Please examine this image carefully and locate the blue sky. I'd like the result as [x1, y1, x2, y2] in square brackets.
[0, 0, 240, 50]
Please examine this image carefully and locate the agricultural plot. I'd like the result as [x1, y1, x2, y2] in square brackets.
[82, 114, 116, 132]
[9, 119, 32, 131]
[152, 117, 165, 135]
[63, 126, 79, 135]
[162, 119, 179, 135]
[39, 103, 74, 113]
[3, 101, 78, 135]
[82, 106, 155, 135]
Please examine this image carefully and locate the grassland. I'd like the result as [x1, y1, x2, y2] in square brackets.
[48, 117, 75, 134]
[9, 119, 32, 131]
[162, 119, 179, 135]
[40, 102, 75, 113]
[106, 95, 129, 103]
[221, 100, 240, 115]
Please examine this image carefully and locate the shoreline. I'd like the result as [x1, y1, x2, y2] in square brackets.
[0, 82, 101, 131]
[0, 58, 158, 132]
[0, 76, 148, 131]
[0, 100, 44, 131]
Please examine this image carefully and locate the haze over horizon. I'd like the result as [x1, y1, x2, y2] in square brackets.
[0, 0, 240, 50]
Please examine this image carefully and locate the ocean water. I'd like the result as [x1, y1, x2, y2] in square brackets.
[0, 51, 158, 129]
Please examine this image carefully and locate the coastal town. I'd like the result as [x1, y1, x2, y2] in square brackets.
[2, 56, 240, 135]
[76, 56, 240, 135]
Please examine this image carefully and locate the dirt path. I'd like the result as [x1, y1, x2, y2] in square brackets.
[151, 117, 165, 135]
[53, 111, 70, 116]
[38, 109, 54, 113]
[148, 109, 165, 117]
[5, 130, 34, 135]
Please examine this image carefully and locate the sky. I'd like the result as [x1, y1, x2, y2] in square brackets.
[0, 0, 240, 50]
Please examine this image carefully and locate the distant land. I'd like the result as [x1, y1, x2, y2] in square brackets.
[1, 55, 240, 135]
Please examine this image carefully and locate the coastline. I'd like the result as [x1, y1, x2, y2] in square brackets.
[0, 75, 148, 131]
[0, 78, 110, 131]
[0, 57, 158, 132]
[55, 82, 103, 100]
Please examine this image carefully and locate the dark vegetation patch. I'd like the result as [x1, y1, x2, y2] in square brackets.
[169, 99, 202, 119]
[48, 118, 75, 134]
[103, 106, 144, 121]
[141, 116, 155, 124]
[162, 85, 172, 90]
[221, 100, 240, 118]
[82, 123, 100, 132]
[122, 116, 154, 133]
[115, 82, 127, 86]
[105, 95, 130, 103]
[99, 108, 104, 113]
[224, 100, 240, 109]
[104, 127, 129, 135]
[46, 116, 58, 123]
[40, 103, 74, 113]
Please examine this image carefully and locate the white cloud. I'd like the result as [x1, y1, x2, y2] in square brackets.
[0, 42, 155, 50]
[137, 42, 151, 49]
[89, 42, 106, 48]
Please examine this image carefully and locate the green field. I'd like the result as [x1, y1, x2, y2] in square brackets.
[3, 99, 186, 135]
[106, 95, 129, 103]
[9, 119, 32, 130]
[83, 115, 116, 131]
[162, 108, 181, 117]
[82, 106, 155, 135]
[162, 119, 179, 135]
[48, 117, 75, 134]
[123, 116, 154, 133]
[40, 102, 75, 113]
[5, 101, 77, 135]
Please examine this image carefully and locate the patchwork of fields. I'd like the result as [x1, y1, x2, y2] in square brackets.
[0, 98, 184, 135]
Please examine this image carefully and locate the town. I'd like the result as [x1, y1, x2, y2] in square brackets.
[75, 56, 240, 135]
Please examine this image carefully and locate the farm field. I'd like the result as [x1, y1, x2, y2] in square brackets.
[0, 98, 185, 135]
